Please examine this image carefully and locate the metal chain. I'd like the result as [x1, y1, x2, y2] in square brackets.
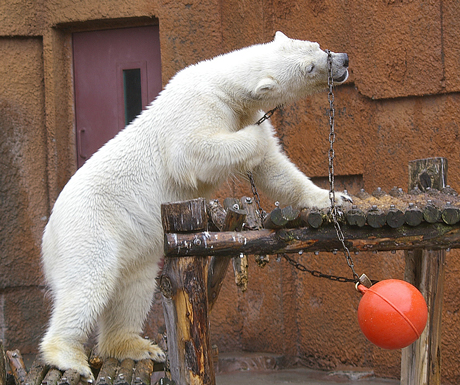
[246, 58, 366, 285]
[247, 170, 266, 221]
[282, 253, 356, 283]
[326, 49, 360, 284]
[247, 106, 280, 222]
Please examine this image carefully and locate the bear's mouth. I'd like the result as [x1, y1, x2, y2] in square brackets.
[333, 70, 348, 84]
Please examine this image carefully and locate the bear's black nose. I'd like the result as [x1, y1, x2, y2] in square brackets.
[343, 54, 349, 67]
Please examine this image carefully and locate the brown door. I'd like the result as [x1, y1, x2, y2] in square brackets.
[73, 26, 162, 168]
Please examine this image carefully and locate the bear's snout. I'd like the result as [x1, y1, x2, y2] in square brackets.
[342, 54, 349, 68]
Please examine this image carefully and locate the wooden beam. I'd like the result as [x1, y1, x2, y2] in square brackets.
[164, 222, 460, 257]
[402, 157, 447, 385]
[159, 256, 214, 385]
[401, 249, 445, 385]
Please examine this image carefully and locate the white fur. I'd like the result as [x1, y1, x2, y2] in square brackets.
[40, 32, 350, 378]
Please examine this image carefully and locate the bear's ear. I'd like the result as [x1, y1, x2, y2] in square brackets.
[274, 31, 289, 42]
[255, 77, 277, 95]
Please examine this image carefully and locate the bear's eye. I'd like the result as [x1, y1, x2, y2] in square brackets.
[306, 64, 315, 73]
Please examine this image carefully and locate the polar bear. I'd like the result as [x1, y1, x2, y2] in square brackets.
[40, 31, 350, 378]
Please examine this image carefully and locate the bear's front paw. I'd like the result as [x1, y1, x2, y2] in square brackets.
[335, 192, 353, 206]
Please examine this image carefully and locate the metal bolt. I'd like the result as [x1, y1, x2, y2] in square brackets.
[245, 197, 252, 203]
[314, 251, 319, 256]
[12, 352, 18, 358]
[352, 205, 357, 209]
[409, 202, 414, 208]
[275, 201, 280, 207]
[298, 250, 303, 255]
[372, 205, 377, 210]
[232, 203, 239, 210]
[390, 204, 395, 209]
[193, 238, 201, 245]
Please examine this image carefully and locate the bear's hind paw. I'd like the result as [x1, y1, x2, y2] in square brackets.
[148, 343, 166, 362]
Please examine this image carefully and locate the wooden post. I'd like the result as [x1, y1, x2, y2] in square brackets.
[401, 249, 445, 385]
[0, 341, 6, 385]
[401, 158, 447, 385]
[160, 199, 215, 385]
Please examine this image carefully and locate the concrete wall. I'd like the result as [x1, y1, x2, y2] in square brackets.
[1, 0, 459, 383]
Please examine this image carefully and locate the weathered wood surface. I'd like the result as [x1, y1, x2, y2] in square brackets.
[161, 198, 208, 233]
[0, 341, 6, 385]
[401, 157, 447, 385]
[165, 222, 460, 257]
[160, 256, 215, 385]
[6, 350, 27, 385]
[207, 198, 246, 309]
[0, 349, 160, 385]
[401, 249, 445, 385]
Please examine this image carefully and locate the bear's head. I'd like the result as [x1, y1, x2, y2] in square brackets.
[253, 31, 349, 107]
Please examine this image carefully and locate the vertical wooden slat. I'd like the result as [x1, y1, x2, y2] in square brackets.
[160, 200, 215, 385]
[0, 341, 6, 385]
[401, 250, 445, 385]
[402, 158, 447, 385]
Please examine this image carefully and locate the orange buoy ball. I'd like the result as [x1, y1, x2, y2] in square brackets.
[357, 279, 428, 349]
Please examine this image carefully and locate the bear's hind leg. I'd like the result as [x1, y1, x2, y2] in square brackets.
[97, 264, 165, 362]
[40, 296, 101, 380]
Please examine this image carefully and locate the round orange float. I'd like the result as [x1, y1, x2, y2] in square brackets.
[357, 279, 428, 349]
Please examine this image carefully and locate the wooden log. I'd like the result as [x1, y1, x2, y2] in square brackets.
[208, 199, 247, 309]
[423, 201, 441, 224]
[25, 360, 49, 385]
[441, 203, 460, 225]
[41, 368, 62, 385]
[132, 360, 154, 385]
[281, 206, 301, 228]
[408, 157, 447, 191]
[402, 157, 447, 385]
[385, 205, 405, 228]
[164, 222, 460, 257]
[206, 200, 226, 231]
[263, 207, 288, 229]
[240, 196, 262, 230]
[161, 198, 207, 233]
[0, 341, 6, 385]
[58, 370, 80, 385]
[6, 350, 27, 385]
[113, 359, 134, 385]
[95, 358, 119, 385]
[222, 198, 246, 231]
[405, 204, 424, 227]
[232, 254, 248, 292]
[345, 206, 366, 227]
[366, 206, 385, 228]
[159, 256, 215, 385]
[300, 208, 324, 229]
[401, 249, 445, 385]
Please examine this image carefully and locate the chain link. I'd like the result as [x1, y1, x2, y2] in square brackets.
[282, 253, 356, 283]
[247, 106, 280, 222]
[326, 50, 360, 284]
